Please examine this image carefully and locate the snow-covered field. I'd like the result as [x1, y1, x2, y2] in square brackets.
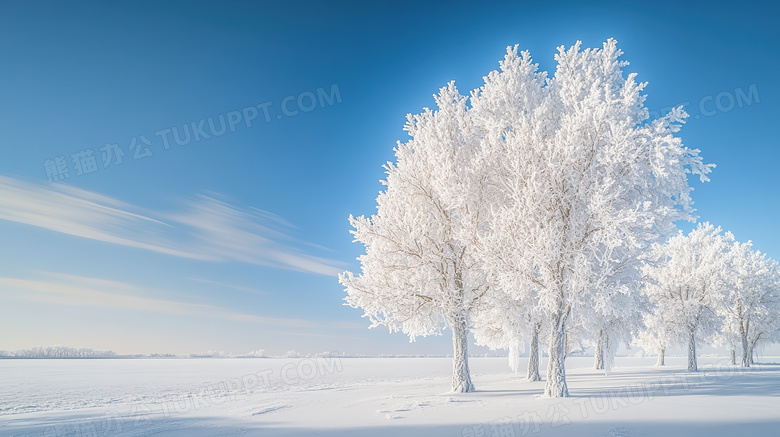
[2, 356, 779, 436]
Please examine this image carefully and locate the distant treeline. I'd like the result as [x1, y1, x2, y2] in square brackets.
[0, 346, 118, 359]
[0, 346, 508, 359]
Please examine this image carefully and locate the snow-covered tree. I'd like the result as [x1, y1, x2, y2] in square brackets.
[472, 286, 546, 381]
[635, 303, 675, 366]
[471, 40, 712, 396]
[573, 245, 648, 373]
[745, 300, 780, 365]
[586, 281, 646, 373]
[717, 241, 778, 367]
[340, 83, 491, 393]
[744, 268, 780, 365]
[472, 293, 522, 371]
[642, 223, 732, 372]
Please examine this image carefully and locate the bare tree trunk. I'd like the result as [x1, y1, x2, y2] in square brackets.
[527, 324, 541, 382]
[740, 329, 753, 367]
[740, 320, 750, 367]
[544, 310, 569, 397]
[594, 329, 604, 370]
[603, 331, 613, 373]
[729, 348, 736, 365]
[450, 313, 474, 393]
[747, 338, 757, 366]
[687, 329, 697, 372]
[656, 346, 665, 366]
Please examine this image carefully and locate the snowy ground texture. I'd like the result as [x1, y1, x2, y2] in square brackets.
[2, 356, 779, 437]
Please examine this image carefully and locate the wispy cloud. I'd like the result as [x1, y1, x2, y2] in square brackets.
[0, 176, 197, 259]
[0, 274, 321, 328]
[0, 176, 345, 275]
[167, 193, 345, 275]
[185, 277, 267, 295]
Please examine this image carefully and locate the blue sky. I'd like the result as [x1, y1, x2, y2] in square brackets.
[0, 0, 778, 355]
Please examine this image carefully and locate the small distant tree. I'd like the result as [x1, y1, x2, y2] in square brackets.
[636, 302, 675, 366]
[340, 83, 491, 393]
[717, 240, 778, 367]
[642, 223, 732, 372]
[587, 281, 646, 373]
[744, 270, 780, 365]
[472, 286, 546, 381]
